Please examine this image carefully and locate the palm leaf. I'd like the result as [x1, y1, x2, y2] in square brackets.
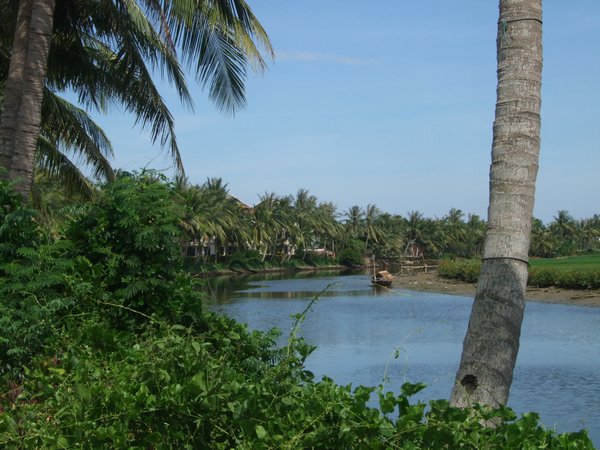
[35, 136, 96, 199]
[41, 88, 115, 182]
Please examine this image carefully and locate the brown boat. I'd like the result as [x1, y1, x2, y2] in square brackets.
[371, 270, 394, 287]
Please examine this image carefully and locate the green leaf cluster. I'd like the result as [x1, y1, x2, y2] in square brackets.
[438, 258, 482, 284]
[338, 239, 367, 267]
[530, 268, 600, 289]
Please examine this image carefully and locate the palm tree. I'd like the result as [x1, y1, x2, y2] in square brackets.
[315, 200, 342, 256]
[579, 217, 600, 253]
[0, 0, 56, 198]
[529, 218, 556, 258]
[292, 189, 318, 258]
[550, 210, 577, 255]
[464, 213, 486, 257]
[0, 0, 273, 198]
[272, 194, 296, 260]
[364, 204, 381, 251]
[443, 208, 467, 256]
[344, 205, 364, 240]
[373, 213, 405, 258]
[252, 192, 279, 260]
[176, 177, 249, 262]
[451, 0, 543, 409]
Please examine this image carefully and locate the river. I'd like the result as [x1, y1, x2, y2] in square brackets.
[206, 270, 600, 445]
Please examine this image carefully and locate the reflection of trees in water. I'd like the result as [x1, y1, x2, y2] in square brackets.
[204, 270, 371, 302]
[201, 270, 362, 301]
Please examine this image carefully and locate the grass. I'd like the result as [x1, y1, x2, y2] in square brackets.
[530, 253, 600, 271]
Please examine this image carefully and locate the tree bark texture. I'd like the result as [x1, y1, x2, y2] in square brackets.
[450, 0, 542, 409]
[0, 0, 33, 173]
[0, 0, 56, 199]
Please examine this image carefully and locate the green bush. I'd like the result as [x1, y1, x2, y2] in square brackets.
[227, 249, 263, 271]
[338, 239, 366, 267]
[0, 179, 78, 376]
[528, 268, 600, 289]
[438, 259, 481, 283]
[528, 267, 559, 287]
[65, 171, 202, 325]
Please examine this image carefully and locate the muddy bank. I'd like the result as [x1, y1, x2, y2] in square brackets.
[395, 271, 600, 307]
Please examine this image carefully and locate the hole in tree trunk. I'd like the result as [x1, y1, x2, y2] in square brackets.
[460, 374, 478, 395]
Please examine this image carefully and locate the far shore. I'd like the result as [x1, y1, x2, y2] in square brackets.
[202, 264, 600, 307]
[395, 270, 600, 307]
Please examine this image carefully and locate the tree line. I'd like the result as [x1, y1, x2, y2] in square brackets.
[37, 172, 600, 267]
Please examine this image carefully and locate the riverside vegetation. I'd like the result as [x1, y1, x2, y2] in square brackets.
[439, 256, 600, 290]
[32, 172, 600, 276]
[0, 173, 595, 448]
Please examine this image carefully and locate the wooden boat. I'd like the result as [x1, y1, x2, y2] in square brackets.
[371, 270, 394, 287]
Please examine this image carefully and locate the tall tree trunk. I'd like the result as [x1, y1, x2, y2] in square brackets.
[0, 0, 56, 199]
[0, 0, 33, 173]
[450, 0, 542, 409]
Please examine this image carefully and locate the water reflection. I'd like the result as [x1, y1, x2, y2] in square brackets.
[206, 271, 600, 445]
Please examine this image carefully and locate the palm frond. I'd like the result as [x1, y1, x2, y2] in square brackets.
[42, 88, 115, 182]
[35, 136, 96, 199]
[160, 0, 273, 114]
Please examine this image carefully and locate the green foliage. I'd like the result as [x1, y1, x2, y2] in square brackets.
[301, 252, 337, 267]
[1, 315, 593, 448]
[0, 178, 75, 376]
[439, 257, 600, 290]
[529, 268, 600, 289]
[66, 171, 202, 324]
[338, 239, 367, 267]
[0, 177, 594, 449]
[438, 259, 482, 284]
[227, 249, 263, 271]
[0, 178, 44, 257]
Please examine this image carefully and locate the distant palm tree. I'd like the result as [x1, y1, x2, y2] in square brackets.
[443, 208, 467, 256]
[272, 195, 296, 260]
[405, 210, 426, 247]
[315, 201, 342, 255]
[364, 204, 381, 250]
[579, 217, 600, 253]
[464, 213, 486, 257]
[529, 218, 556, 258]
[252, 192, 279, 260]
[344, 205, 364, 240]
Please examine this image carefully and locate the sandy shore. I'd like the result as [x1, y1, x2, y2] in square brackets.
[396, 271, 600, 307]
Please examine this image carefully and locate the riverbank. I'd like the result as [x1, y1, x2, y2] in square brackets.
[395, 271, 600, 307]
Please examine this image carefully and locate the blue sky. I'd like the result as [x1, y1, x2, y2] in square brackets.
[94, 1, 599, 223]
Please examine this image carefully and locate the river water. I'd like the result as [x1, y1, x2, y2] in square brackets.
[206, 271, 600, 444]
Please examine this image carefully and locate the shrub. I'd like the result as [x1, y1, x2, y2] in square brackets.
[528, 268, 600, 289]
[227, 250, 263, 271]
[338, 239, 366, 267]
[438, 259, 481, 283]
[65, 171, 202, 325]
[0, 180, 78, 376]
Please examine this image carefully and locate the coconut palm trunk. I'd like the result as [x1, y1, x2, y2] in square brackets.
[0, 0, 56, 199]
[450, 0, 542, 409]
[0, 0, 33, 173]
